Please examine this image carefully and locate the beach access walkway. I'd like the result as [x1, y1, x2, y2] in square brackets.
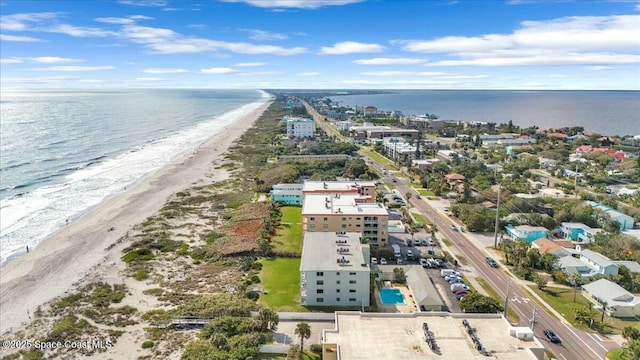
[159, 312, 336, 329]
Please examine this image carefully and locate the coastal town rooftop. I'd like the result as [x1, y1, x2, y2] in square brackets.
[322, 312, 543, 360]
[302, 193, 387, 216]
[302, 180, 376, 193]
[300, 232, 369, 272]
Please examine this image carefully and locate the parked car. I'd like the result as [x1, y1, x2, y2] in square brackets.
[454, 289, 469, 296]
[434, 258, 444, 267]
[486, 257, 498, 268]
[380, 257, 387, 265]
[544, 329, 562, 344]
[396, 258, 403, 264]
[406, 250, 413, 258]
[449, 278, 464, 284]
[415, 194, 421, 199]
[371, 257, 378, 265]
[457, 292, 467, 301]
[441, 269, 455, 278]
[451, 284, 470, 293]
[426, 239, 436, 246]
[419, 258, 429, 267]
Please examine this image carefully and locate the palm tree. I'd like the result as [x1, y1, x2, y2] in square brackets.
[258, 308, 279, 331]
[294, 322, 311, 359]
[572, 273, 581, 303]
[600, 301, 608, 323]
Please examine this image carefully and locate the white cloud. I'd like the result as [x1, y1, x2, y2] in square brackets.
[30, 65, 116, 71]
[47, 24, 117, 37]
[143, 68, 188, 74]
[244, 29, 288, 41]
[353, 57, 426, 65]
[0, 58, 22, 64]
[220, 0, 365, 9]
[586, 65, 613, 71]
[200, 67, 238, 74]
[0, 12, 58, 31]
[30, 56, 83, 63]
[235, 62, 266, 67]
[297, 72, 320, 76]
[119, 0, 167, 7]
[395, 15, 640, 67]
[360, 70, 487, 79]
[320, 41, 385, 55]
[94, 15, 153, 24]
[531, 74, 567, 78]
[0, 34, 43, 42]
[120, 25, 306, 55]
[135, 77, 164, 81]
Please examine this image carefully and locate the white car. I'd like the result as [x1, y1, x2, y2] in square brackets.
[406, 250, 413, 258]
[419, 258, 429, 267]
[380, 258, 387, 265]
[371, 257, 378, 265]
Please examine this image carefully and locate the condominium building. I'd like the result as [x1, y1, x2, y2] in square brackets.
[285, 116, 315, 138]
[303, 180, 377, 201]
[300, 232, 370, 307]
[302, 193, 388, 246]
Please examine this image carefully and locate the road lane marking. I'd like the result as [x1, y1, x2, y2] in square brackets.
[561, 322, 600, 359]
[588, 333, 609, 352]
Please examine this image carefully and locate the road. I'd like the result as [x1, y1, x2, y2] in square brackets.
[363, 153, 619, 360]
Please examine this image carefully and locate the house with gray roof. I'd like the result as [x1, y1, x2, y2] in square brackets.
[582, 279, 640, 318]
[557, 249, 620, 283]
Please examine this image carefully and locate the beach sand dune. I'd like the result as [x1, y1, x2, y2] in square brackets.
[0, 101, 272, 335]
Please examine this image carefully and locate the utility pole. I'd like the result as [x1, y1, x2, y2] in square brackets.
[494, 183, 501, 248]
[530, 306, 537, 331]
[503, 283, 511, 319]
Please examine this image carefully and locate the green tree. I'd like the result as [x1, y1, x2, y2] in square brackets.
[257, 307, 279, 331]
[535, 274, 549, 290]
[622, 326, 640, 341]
[459, 292, 503, 313]
[393, 267, 407, 284]
[620, 339, 640, 360]
[572, 273, 582, 303]
[294, 322, 311, 358]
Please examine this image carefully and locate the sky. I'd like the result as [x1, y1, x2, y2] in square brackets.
[1, 0, 639, 90]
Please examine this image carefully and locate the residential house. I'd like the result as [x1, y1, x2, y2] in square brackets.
[531, 239, 573, 257]
[302, 180, 377, 200]
[582, 279, 640, 318]
[588, 201, 635, 230]
[300, 232, 370, 307]
[579, 249, 619, 276]
[561, 222, 604, 243]
[411, 158, 441, 171]
[444, 173, 465, 188]
[612, 261, 640, 274]
[505, 224, 548, 242]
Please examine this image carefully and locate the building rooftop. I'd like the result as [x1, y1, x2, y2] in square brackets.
[322, 312, 542, 360]
[613, 261, 640, 273]
[300, 232, 369, 272]
[531, 239, 571, 256]
[562, 222, 592, 229]
[303, 180, 375, 193]
[302, 193, 387, 216]
[512, 225, 548, 232]
[583, 279, 640, 305]
[580, 249, 616, 268]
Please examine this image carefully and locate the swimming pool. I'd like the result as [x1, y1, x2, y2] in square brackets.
[379, 288, 406, 305]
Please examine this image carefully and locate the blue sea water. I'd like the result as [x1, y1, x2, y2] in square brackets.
[0, 89, 270, 265]
[330, 90, 640, 136]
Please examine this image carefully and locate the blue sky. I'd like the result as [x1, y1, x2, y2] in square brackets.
[1, 0, 639, 89]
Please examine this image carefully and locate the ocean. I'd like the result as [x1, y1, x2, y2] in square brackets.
[0, 89, 270, 265]
[330, 90, 640, 136]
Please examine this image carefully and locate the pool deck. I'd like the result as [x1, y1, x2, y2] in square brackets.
[377, 285, 419, 313]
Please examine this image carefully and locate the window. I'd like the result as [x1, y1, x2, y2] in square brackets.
[310, 217, 315, 221]
[336, 289, 340, 293]
[317, 298, 324, 303]
[341, 224, 347, 228]
[349, 298, 356, 302]
[310, 224, 315, 229]
[316, 272, 324, 276]
[349, 272, 356, 275]
[316, 280, 324, 285]
[323, 217, 328, 221]
[356, 217, 361, 220]
[349, 289, 356, 293]
[317, 289, 324, 294]
[336, 272, 340, 276]
[356, 224, 361, 228]
[323, 224, 329, 229]
[336, 280, 340, 284]
[336, 298, 341, 302]
[349, 280, 356, 284]
[342, 217, 346, 221]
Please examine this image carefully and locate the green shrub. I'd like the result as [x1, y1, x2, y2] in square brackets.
[122, 248, 155, 263]
[245, 291, 260, 301]
[134, 270, 150, 281]
[141, 340, 154, 349]
[143, 288, 163, 296]
[250, 275, 261, 284]
[251, 262, 263, 270]
[310, 344, 323, 354]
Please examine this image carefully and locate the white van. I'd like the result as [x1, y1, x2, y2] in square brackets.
[440, 269, 455, 277]
[451, 283, 470, 293]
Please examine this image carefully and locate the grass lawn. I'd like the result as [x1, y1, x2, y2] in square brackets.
[529, 286, 640, 334]
[259, 258, 307, 312]
[280, 206, 302, 223]
[607, 349, 622, 360]
[476, 278, 520, 324]
[414, 188, 435, 196]
[361, 148, 396, 169]
[272, 223, 303, 253]
[256, 351, 320, 360]
[411, 212, 430, 226]
[272, 206, 303, 254]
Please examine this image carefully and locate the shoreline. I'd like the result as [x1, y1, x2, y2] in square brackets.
[0, 99, 273, 335]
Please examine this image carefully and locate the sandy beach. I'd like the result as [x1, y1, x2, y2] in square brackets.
[0, 100, 272, 336]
